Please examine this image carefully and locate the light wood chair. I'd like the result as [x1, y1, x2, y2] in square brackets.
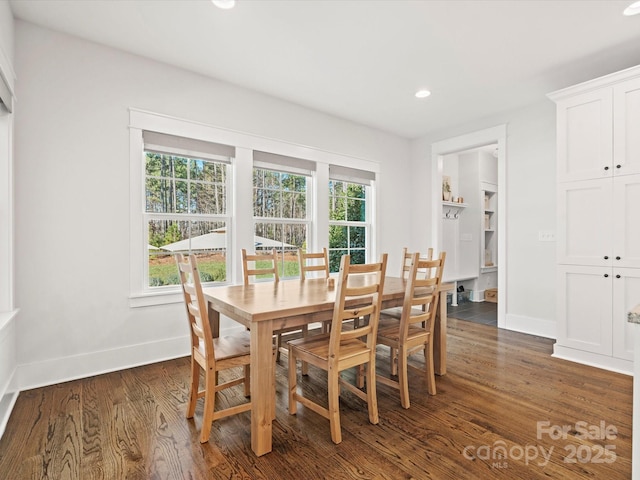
[176, 253, 253, 444]
[383, 247, 434, 320]
[298, 247, 332, 333]
[288, 253, 388, 444]
[242, 248, 308, 365]
[376, 251, 446, 408]
[242, 248, 279, 285]
[298, 247, 330, 280]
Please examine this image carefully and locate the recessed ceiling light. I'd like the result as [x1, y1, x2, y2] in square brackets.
[212, 0, 236, 9]
[415, 89, 431, 99]
[624, 1, 640, 15]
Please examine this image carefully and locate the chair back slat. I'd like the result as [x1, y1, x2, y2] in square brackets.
[299, 248, 330, 280]
[176, 253, 214, 358]
[398, 252, 446, 341]
[242, 248, 279, 285]
[328, 254, 388, 358]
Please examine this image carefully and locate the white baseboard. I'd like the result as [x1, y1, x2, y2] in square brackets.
[504, 314, 556, 339]
[552, 344, 633, 376]
[17, 335, 191, 392]
[0, 390, 19, 440]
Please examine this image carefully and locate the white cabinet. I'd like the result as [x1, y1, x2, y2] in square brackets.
[556, 265, 640, 362]
[557, 175, 640, 268]
[549, 65, 640, 374]
[555, 75, 640, 182]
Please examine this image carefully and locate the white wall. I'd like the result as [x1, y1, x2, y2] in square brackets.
[12, 21, 411, 390]
[411, 100, 557, 338]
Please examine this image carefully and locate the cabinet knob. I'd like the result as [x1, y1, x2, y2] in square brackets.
[604, 255, 609, 260]
[604, 166, 610, 171]
[616, 256, 621, 260]
[616, 164, 621, 169]
[616, 274, 621, 279]
[604, 274, 609, 278]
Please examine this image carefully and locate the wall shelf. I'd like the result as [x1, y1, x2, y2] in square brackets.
[442, 201, 468, 208]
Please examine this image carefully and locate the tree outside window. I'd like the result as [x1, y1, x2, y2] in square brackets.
[328, 180, 368, 272]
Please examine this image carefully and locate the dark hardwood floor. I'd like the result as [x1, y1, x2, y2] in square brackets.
[0, 318, 632, 479]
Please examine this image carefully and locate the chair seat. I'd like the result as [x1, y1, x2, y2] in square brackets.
[379, 306, 403, 319]
[377, 318, 429, 344]
[288, 333, 371, 365]
[212, 332, 252, 360]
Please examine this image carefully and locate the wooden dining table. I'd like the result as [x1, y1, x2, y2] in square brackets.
[203, 276, 453, 456]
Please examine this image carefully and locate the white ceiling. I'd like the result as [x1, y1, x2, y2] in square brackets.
[9, 0, 640, 139]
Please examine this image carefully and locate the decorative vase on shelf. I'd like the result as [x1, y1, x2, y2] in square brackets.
[442, 176, 452, 201]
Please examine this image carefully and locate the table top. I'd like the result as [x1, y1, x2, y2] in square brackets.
[203, 276, 408, 322]
[203, 276, 453, 324]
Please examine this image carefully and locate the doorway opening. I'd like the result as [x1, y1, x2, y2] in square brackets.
[430, 125, 506, 328]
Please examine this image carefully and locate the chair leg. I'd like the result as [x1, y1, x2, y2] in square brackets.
[398, 347, 410, 409]
[199, 366, 216, 443]
[243, 364, 251, 397]
[301, 325, 309, 376]
[272, 349, 277, 420]
[328, 367, 342, 444]
[365, 358, 379, 425]
[186, 356, 199, 419]
[391, 347, 398, 376]
[288, 347, 298, 415]
[426, 341, 437, 395]
[276, 334, 282, 362]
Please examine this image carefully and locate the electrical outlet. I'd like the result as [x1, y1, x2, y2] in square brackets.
[538, 231, 555, 242]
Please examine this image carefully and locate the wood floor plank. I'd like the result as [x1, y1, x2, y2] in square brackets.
[0, 318, 632, 479]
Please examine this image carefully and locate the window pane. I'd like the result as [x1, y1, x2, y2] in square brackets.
[349, 226, 366, 248]
[253, 188, 280, 217]
[329, 197, 346, 221]
[329, 249, 347, 273]
[329, 225, 348, 249]
[148, 219, 227, 286]
[192, 182, 225, 215]
[145, 153, 227, 215]
[282, 191, 306, 219]
[255, 221, 306, 278]
[346, 197, 365, 222]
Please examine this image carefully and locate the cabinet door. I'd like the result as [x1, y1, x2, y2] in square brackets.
[556, 265, 612, 355]
[557, 179, 613, 266]
[613, 175, 640, 268]
[613, 77, 640, 176]
[557, 89, 613, 182]
[612, 268, 640, 361]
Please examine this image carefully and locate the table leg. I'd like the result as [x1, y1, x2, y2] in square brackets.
[208, 305, 220, 338]
[250, 320, 274, 456]
[433, 289, 448, 376]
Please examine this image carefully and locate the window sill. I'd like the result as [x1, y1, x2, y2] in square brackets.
[129, 291, 183, 308]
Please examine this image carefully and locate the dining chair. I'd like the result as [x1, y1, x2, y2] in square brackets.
[298, 247, 332, 334]
[376, 251, 446, 408]
[242, 248, 308, 365]
[383, 247, 434, 320]
[288, 253, 388, 444]
[298, 247, 330, 280]
[176, 253, 254, 444]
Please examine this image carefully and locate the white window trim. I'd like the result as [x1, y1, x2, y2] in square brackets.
[129, 108, 379, 307]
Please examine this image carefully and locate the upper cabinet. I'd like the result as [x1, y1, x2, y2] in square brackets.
[550, 68, 640, 182]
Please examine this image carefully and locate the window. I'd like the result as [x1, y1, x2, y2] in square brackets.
[143, 132, 233, 288]
[253, 152, 314, 278]
[328, 165, 375, 272]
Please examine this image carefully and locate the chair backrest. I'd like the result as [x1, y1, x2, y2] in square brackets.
[176, 253, 214, 358]
[242, 248, 280, 286]
[400, 247, 433, 278]
[298, 248, 330, 280]
[328, 254, 388, 358]
[398, 251, 446, 341]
